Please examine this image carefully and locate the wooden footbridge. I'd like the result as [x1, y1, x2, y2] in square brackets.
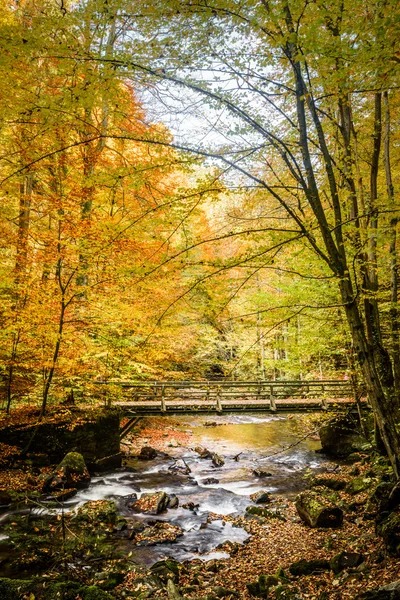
[97, 379, 367, 417]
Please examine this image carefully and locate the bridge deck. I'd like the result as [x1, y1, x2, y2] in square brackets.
[114, 397, 367, 416]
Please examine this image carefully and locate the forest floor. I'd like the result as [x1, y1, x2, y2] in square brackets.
[119, 417, 400, 600]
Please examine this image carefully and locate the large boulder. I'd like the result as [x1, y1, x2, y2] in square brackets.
[295, 491, 343, 528]
[319, 416, 365, 457]
[42, 451, 90, 494]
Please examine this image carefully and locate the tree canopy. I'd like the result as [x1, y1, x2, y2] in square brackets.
[1, 0, 399, 472]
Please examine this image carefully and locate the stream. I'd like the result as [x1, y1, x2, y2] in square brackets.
[1, 413, 330, 569]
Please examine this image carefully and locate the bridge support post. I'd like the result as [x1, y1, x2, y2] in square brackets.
[321, 397, 328, 410]
[161, 385, 166, 413]
[270, 385, 277, 412]
[216, 388, 222, 413]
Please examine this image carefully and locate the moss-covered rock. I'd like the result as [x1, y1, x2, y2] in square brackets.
[247, 574, 279, 598]
[295, 491, 343, 528]
[346, 476, 374, 495]
[76, 499, 118, 526]
[246, 505, 286, 520]
[0, 578, 114, 600]
[43, 451, 91, 493]
[273, 584, 303, 599]
[250, 491, 271, 503]
[0, 578, 32, 600]
[94, 570, 126, 590]
[376, 511, 400, 557]
[150, 558, 181, 583]
[289, 558, 330, 576]
[311, 476, 346, 491]
[79, 585, 115, 599]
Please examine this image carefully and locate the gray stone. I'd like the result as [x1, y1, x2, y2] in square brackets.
[133, 491, 170, 514]
[138, 446, 157, 460]
[212, 454, 225, 467]
[167, 494, 179, 509]
[330, 551, 364, 574]
[202, 477, 220, 485]
[250, 491, 271, 504]
[253, 469, 273, 478]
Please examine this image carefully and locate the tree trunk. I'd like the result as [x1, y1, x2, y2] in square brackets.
[15, 172, 33, 283]
[41, 294, 66, 417]
[340, 276, 400, 478]
[383, 92, 400, 397]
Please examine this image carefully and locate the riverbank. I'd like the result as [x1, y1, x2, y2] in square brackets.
[118, 415, 400, 599]
[1, 411, 400, 599]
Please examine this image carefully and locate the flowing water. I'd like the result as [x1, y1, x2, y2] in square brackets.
[1, 413, 330, 568]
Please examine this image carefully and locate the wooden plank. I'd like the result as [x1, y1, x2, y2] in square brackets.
[120, 416, 141, 440]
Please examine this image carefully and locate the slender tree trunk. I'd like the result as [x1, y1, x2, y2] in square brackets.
[15, 172, 33, 283]
[6, 331, 20, 414]
[257, 311, 266, 379]
[41, 287, 66, 417]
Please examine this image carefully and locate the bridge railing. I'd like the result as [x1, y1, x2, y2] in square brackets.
[94, 379, 359, 403]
